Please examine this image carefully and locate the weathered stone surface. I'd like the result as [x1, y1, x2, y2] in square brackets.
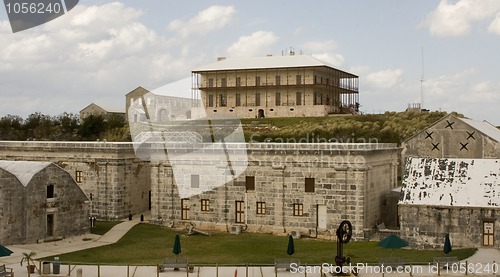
[0, 162, 89, 244]
[0, 141, 399, 241]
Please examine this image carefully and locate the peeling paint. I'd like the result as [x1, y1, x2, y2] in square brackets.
[400, 157, 500, 207]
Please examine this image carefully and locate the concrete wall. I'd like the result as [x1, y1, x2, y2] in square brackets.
[0, 170, 25, 244]
[399, 205, 500, 249]
[0, 141, 151, 220]
[150, 143, 399, 240]
[25, 164, 89, 244]
[0, 163, 89, 244]
[402, 114, 500, 160]
[0, 141, 398, 240]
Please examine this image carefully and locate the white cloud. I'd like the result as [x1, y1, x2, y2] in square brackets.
[365, 69, 404, 89]
[424, 69, 476, 97]
[418, 70, 500, 120]
[0, 2, 209, 117]
[422, 0, 500, 37]
[312, 53, 344, 68]
[70, 2, 142, 28]
[459, 81, 500, 103]
[167, 5, 235, 38]
[302, 40, 337, 52]
[226, 31, 278, 57]
[300, 40, 344, 67]
[488, 12, 500, 34]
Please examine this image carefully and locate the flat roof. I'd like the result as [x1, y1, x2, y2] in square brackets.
[192, 55, 357, 76]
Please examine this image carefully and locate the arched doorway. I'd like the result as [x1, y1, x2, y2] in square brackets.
[258, 109, 265, 118]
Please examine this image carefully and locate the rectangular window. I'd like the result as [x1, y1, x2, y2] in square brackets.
[275, 76, 281, 86]
[314, 92, 322, 105]
[245, 176, 255, 191]
[221, 78, 227, 87]
[275, 92, 281, 106]
[235, 201, 244, 223]
[305, 178, 315, 192]
[201, 199, 210, 212]
[256, 202, 266, 215]
[208, 78, 214, 88]
[47, 184, 54, 198]
[255, 93, 261, 106]
[75, 170, 83, 183]
[208, 94, 214, 107]
[191, 174, 199, 189]
[293, 203, 304, 216]
[181, 199, 189, 220]
[236, 77, 241, 87]
[255, 76, 261, 86]
[296, 91, 302, 105]
[296, 75, 302, 85]
[219, 93, 227, 107]
[236, 94, 241, 107]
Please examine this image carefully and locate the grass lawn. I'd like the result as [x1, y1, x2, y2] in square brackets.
[90, 221, 123, 235]
[51, 223, 476, 265]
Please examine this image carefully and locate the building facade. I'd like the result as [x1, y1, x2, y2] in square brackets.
[399, 114, 500, 248]
[150, 143, 399, 239]
[79, 103, 125, 122]
[0, 141, 399, 241]
[399, 157, 500, 248]
[0, 161, 89, 244]
[125, 86, 193, 123]
[0, 141, 151, 220]
[192, 55, 359, 119]
[402, 113, 500, 160]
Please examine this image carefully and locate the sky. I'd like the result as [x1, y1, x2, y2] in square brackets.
[0, 0, 499, 124]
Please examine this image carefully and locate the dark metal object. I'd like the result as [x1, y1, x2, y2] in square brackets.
[335, 220, 352, 271]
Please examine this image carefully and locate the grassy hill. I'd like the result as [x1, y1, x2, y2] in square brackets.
[241, 111, 451, 145]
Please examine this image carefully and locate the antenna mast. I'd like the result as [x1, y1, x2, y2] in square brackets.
[420, 46, 424, 110]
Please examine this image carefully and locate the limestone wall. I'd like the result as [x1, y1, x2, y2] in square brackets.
[402, 114, 500, 160]
[0, 170, 25, 244]
[0, 163, 89, 244]
[150, 143, 399, 240]
[0, 141, 151, 220]
[0, 141, 398, 237]
[399, 205, 500, 248]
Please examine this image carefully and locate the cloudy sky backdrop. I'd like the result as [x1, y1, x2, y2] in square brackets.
[1, 0, 499, 124]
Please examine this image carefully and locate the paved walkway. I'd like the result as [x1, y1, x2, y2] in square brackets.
[1, 217, 500, 277]
[0, 212, 146, 276]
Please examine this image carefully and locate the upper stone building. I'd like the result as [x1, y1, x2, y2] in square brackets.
[125, 84, 194, 123]
[79, 103, 125, 122]
[191, 55, 359, 119]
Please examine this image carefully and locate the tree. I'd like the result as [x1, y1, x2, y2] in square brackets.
[54, 113, 80, 140]
[0, 114, 24, 140]
[78, 114, 106, 140]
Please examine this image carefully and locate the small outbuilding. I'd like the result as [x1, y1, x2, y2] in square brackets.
[0, 160, 89, 244]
